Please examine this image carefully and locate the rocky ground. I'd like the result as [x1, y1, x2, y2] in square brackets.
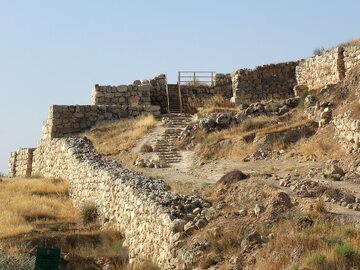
[123, 94, 360, 269]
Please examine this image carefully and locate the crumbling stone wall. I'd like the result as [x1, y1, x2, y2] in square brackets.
[343, 43, 360, 73]
[42, 104, 160, 140]
[231, 62, 297, 104]
[92, 74, 168, 113]
[32, 137, 208, 269]
[296, 47, 345, 91]
[8, 148, 35, 177]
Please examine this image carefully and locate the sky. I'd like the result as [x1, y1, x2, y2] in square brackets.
[0, 0, 360, 174]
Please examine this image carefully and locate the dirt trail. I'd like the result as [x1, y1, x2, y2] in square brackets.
[131, 114, 360, 217]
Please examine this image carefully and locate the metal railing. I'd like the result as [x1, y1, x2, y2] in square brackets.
[177, 71, 216, 87]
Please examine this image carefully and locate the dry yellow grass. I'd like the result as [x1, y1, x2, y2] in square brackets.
[84, 114, 156, 164]
[188, 95, 238, 115]
[0, 177, 77, 238]
[296, 126, 346, 160]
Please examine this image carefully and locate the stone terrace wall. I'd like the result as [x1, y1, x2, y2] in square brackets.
[42, 105, 160, 140]
[343, 43, 360, 73]
[92, 74, 168, 113]
[32, 137, 208, 269]
[231, 62, 297, 104]
[8, 148, 35, 177]
[296, 47, 345, 91]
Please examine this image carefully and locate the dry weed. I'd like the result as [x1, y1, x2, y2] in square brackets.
[85, 114, 156, 164]
[0, 178, 77, 238]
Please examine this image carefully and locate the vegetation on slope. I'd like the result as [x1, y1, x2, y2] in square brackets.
[0, 177, 76, 238]
[84, 114, 156, 165]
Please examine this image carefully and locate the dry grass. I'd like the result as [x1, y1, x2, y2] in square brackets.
[255, 216, 360, 270]
[84, 114, 156, 164]
[335, 101, 360, 119]
[187, 95, 238, 115]
[296, 126, 345, 161]
[0, 177, 77, 238]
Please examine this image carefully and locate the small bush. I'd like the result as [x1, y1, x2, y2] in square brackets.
[299, 91, 309, 108]
[307, 253, 327, 268]
[333, 243, 358, 260]
[80, 203, 98, 225]
[140, 144, 153, 153]
[313, 47, 325, 56]
[315, 200, 327, 213]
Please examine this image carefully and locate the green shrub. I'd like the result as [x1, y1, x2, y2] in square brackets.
[333, 243, 358, 260]
[299, 90, 309, 108]
[307, 253, 327, 268]
[327, 236, 343, 247]
[80, 203, 98, 225]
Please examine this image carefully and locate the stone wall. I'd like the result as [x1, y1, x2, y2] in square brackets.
[296, 47, 345, 91]
[8, 148, 35, 177]
[333, 112, 360, 146]
[180, 73, 233, 112]
[42, 105, 160, 140]
[231, 62, 298, 104]
[343, 43, 360, 73]
[32, 137, 208, 269]
[92, 74, 168, 113]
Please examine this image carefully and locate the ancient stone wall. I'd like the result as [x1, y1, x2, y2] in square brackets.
[32, 137, 208, 269]
[8, 148, 35, 177]
[333, 112, 360, 146]
[41, 104, 160, 140]
[92, 74, 168, 113]
[296, 47, 345, 91]
[180, 73, 233, 112]
[231, 62, 297, 104]
[343, 43, 360, 73]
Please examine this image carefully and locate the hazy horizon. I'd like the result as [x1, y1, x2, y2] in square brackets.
[1, 0, 360, 174]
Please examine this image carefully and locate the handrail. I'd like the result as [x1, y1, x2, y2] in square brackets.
[165, 74, 170, 114]
[177, 73, 183, 113]
[177, 71, 216, 86]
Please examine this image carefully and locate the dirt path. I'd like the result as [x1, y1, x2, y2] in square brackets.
[130, 114, 360, 217]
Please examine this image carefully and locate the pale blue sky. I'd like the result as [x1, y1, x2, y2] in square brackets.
[1, 0, 359, 173]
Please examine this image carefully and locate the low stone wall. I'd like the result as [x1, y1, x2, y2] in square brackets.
[42, 105, 160, 140]
[231, 62, 297, 104]
[32, 137, 208, 269]
[8, 148, 35, 177]
[296, 47, 345, 91]
[92, 75, 168, 113]
[343, 43, 360, 73]
[333, 112, 360, 146]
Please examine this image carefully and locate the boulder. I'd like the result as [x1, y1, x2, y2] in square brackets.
[217, 170, 248, 185]
[216, 113, 232, 127]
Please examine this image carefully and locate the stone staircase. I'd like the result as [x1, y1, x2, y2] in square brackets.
[153, 114, 192, 166]
[167, 84, 181, 113]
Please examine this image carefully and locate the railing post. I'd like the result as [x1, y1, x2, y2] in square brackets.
[165, 74, 170, 114]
